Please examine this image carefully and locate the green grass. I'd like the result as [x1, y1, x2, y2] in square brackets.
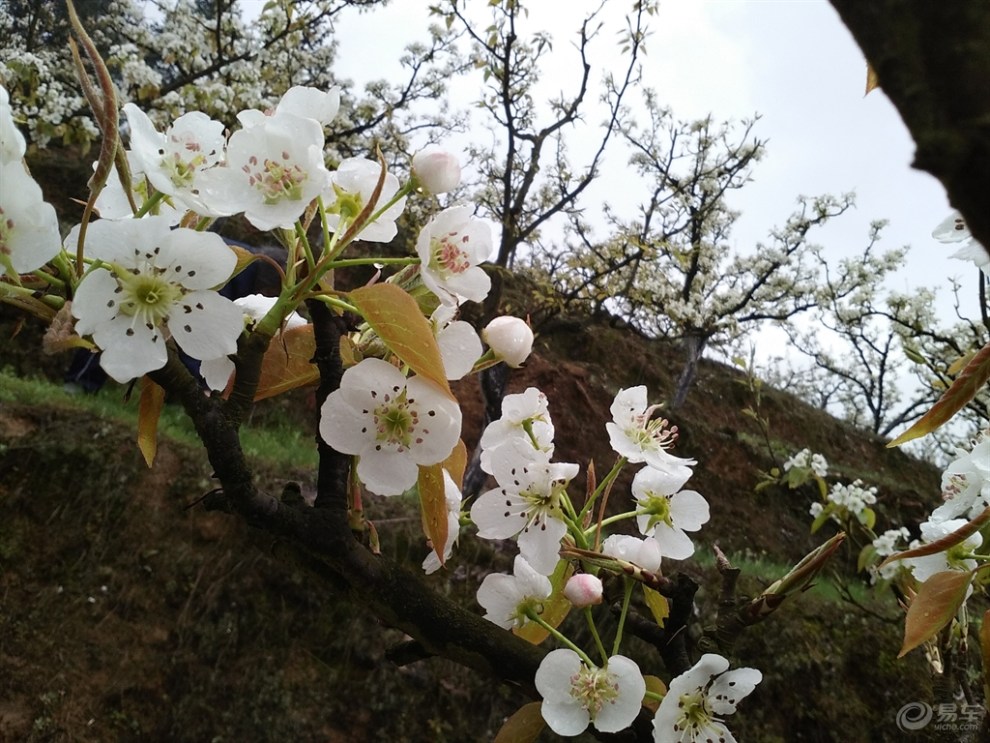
[0, 368, 319, 470]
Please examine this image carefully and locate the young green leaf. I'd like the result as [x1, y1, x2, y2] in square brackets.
[349, 283, 452, 397]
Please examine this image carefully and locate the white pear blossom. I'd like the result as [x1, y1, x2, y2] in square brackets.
[606, 386, 696, 479]
[323, 157, 405, 243]
[422, 469, 463, 574]
[123, 103, 225, 214]
[653, 653, 762, 743]
[932, 211, 990, 276]
[479, 387, 555, 474]
[70, 217, 243, 383]
[1, 85, 26, 163]
[412, 146, 461, 194]
[932, 211, 971, 243]
[901, 518, 982, 585]
[238, 85, 341, 128]
[471, 440, 578, 575]
[0, 160, 62, 278]
[535, 649, 646, 736]
[932, 431, 990, 522]
[200, 294, 308, 391]
[416, 205, 492, 305]
[483, 315, 534, 367]
[199, 111, 330, 231]
[93, 152, 181, 224]
[318, 357, 462, 496]
[476, 555, 551, 629]
[431, 304, 482, 380]
[632, 467, 709, 560]
[602, 534, 663, 573]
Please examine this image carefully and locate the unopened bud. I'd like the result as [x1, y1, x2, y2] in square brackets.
[483, 316, 533, 368]
[412, 146, 461, 194]
[563, 573, 603, 608]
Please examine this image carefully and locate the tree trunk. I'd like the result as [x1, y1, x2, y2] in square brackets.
[671, 334, 708, 410]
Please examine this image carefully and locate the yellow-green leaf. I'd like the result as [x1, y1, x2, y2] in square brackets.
[857, 544, 877, 573]
[643, 675, 667, 713]
[349, 283, 452, 397]
[444, 439, 468, 489]
[879, 506, 990, 570]
[253, 324, 319, 401]
[493, 701, 544, 743]
[225, 243, 259, 285]
[642, 585, 669, 627]
[137, 377, 165, 467]
[418, 463, 449, 567]
[888, 340, 990, 447]
[515, 560, 573, 645]
[899, 570, 972, 658]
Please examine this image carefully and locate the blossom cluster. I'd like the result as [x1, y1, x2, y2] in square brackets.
[809, 479, 877, 525]
[783, 448, 828, 479]
[464, 382, 748, 739]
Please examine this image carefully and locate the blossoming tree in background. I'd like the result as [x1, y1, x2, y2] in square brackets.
[4, 0, 990, 741]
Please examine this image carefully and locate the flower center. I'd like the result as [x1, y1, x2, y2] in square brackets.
[162, 141, 207, 189]
[329, 184, 365, 221]
[519, 473, 568, 524]
[943, 473, 967, 500]
[674, 689, 713, 735]
[946, 542, 973, 570]
[243, 152, 307, 204]
[627, 413, 678, 453]
[430, 231, 471, 276]
[112, 265, 183, 326]
[569, 665, 619, 719]
[640, 493, 673, 531]
[371, 388, 419, 451]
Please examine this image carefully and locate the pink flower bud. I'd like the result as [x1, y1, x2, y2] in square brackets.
[483, 316, 533, 368]
[563, 574, 603, 608]
[412, 147, 461, 194]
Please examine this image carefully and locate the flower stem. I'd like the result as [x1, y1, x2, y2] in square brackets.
[133, 190, 165, 219]
[526, 609, 594, 667]
[611, 577, 634, 657]
[583, 607, 609, 667]
[591, 510, 640, 533]
[324, 256, 419, 270]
